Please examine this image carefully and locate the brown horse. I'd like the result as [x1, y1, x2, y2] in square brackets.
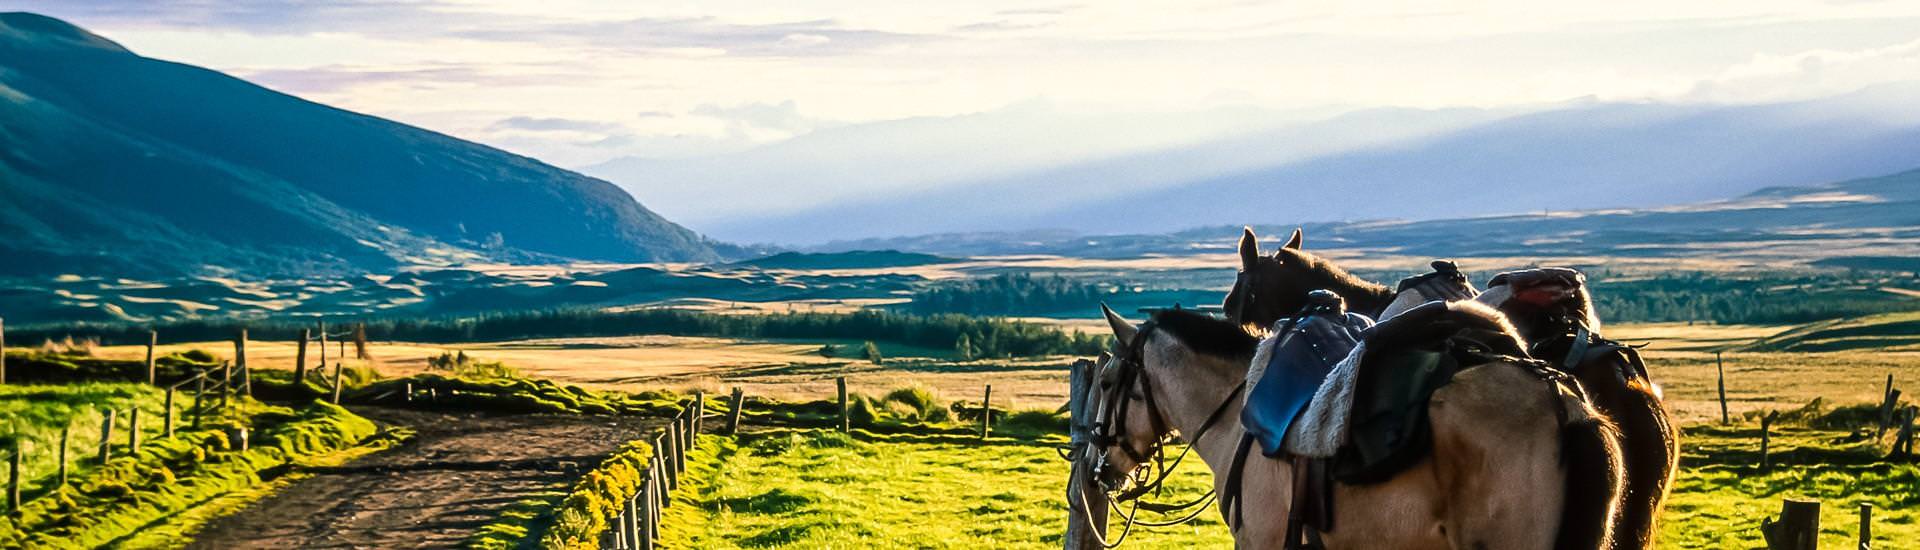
[1075, 305, 1623, 549]
[1223, 228, 1675, 549]
[1223, 228, 1398, 329]
[1478, 269, 1679, 550]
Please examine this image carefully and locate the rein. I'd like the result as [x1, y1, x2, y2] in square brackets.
[1071, 320, 1247, 548]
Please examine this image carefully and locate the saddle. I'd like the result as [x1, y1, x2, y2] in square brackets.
[1380, 260, 1480, 321]
[1333, 300, 1530, 483]
[1242, 290, 1372, 458]
[1228, 297, 1535, 547]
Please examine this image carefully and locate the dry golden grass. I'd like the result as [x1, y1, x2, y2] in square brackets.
[93, 321, 1920, 420]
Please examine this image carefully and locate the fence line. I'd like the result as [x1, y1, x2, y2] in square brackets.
[3, 364, 232, 514]
[604, 394, 710, 550]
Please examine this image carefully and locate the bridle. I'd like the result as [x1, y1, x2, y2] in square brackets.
[1071, 319, 1246, 548]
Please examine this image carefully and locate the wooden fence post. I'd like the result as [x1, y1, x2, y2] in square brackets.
[1893, 407, 1917, 459]
[1, 316, 8, 385]
[129, 407, 141, 453]
[192, 372, 206, 428]
[837, 377, 849, 433]
[980, 384, 993, 440]
[405, 382, 414, 403]
[164, 388, 176, 438]
[639, 472, 655, 549]
[318, 321, 328, 375]
[1762, 498, 1820, 550]
[1858, 502, 1872, 550]
[1716, 351, 1730, 425]
[98, 410, 115, 463]
[1761, 411, 1779, 473]
[671, 416, 687, 474]
[295, 328, 310, 386]
[726, 387, 745, 435]
[236, 329, 251, 396]
[648, 464, 662, 536]
[219, 360, 232, 409]
[57, 423, 70, 486]
[146, 329, 158, 385]
[657, 435, 676, 494]
[331, 361, 344, 405]
[1879, 387, 1902, 441]
[8, 439, 21, 511]
[692, 391, 705, 436]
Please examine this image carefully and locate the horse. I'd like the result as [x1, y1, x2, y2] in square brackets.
[1073, 304, 1623, 549]
[1223, 228, 1399, 330]
[1223, 227, 1675, 549]
[1478, 269, 1679, 550]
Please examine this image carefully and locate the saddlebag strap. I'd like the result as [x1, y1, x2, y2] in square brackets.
[1223, 432, 1256, 530]
[1284, 457, 1331, 549]
[1561, 324, 1591, 373]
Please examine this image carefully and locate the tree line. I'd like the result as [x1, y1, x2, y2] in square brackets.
[909, 273, 1118, 316]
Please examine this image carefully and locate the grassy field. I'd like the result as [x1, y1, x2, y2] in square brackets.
[666, 430, 1227, 549]
[0, 382, 183, 506]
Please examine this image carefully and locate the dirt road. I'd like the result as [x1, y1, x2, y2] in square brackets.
[186, 408, 657, 549]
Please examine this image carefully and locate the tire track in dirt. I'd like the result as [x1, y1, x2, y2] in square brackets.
[186, 408, 658, 549]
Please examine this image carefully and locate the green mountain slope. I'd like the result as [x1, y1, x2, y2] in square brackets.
[0, 12, 724, 278]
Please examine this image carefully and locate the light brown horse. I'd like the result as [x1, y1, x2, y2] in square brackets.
[1075, 305, 1622, 549]
[1223, 228, 1675, 549]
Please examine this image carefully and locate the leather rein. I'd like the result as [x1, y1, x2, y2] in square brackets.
[1072, 319, 1246, 548]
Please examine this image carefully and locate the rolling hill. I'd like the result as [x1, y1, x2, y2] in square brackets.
[0, 12, 728, 279]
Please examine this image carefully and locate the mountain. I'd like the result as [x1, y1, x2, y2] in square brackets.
[718, 87, 1920, 244]
[0, 12, 728, 279]
[581, 102, 1363, 226]
[807, 167, 1920, 264]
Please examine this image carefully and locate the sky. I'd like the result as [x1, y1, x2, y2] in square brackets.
[9, 1, 1920, 177]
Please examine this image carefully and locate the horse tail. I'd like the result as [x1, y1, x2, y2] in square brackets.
[1556, 384, 1626, 550]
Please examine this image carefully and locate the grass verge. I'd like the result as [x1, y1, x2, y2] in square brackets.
[0, 400, 393, 548]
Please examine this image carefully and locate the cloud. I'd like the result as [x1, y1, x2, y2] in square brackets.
[17, 0, 482, 35]
[691, 100, 825, 134]
[1683, 37, 1920, 103]
[455, 17, 930, 57]
[488, 116, 624, 133]
[234, 64, 528, 94]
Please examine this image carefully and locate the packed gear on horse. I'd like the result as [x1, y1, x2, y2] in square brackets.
[1225, 296, 1563, 549]
[1242, 289, 1373, 458]
[1484, 268, 1652, 385]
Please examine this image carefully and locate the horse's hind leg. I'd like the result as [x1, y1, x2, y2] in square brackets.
[1594, 377, 1678, 550]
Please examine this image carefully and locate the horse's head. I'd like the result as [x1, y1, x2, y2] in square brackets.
[1085, 304, 1170, 492]
[1223, 227, 1318, 329]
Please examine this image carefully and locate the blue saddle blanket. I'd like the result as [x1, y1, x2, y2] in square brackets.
[1242, 311, 1371, 457]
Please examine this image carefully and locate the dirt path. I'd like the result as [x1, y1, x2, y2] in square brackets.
[186, 408, 658, 549]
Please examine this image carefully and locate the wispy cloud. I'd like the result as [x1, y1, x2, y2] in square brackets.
[488, 116, 624, 133]
[454, 17, 931, 57]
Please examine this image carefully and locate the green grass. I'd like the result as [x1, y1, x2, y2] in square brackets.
[0, 382, 184, 508]
[0, 399, 389, 548]
[1740, 310, 1920, 352]
[665, 429, 1228, 549]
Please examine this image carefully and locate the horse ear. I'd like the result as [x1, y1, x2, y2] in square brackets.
[1239, 227, 1261, 268]
[1282, 228, 1304, 250]
[1101, 303, 1139, 346]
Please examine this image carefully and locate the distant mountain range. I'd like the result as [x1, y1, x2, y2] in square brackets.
[674, 85, 1920, 245]
[0, 13, 732, 279]
[809, 167, 1920, 266]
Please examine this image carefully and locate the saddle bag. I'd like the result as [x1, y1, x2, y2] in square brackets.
[1243, 290, 1372, 458]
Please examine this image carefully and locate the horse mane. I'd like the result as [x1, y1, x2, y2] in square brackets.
[1151, 309, 1261, 359]
[1273, 248, 1393, 301]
